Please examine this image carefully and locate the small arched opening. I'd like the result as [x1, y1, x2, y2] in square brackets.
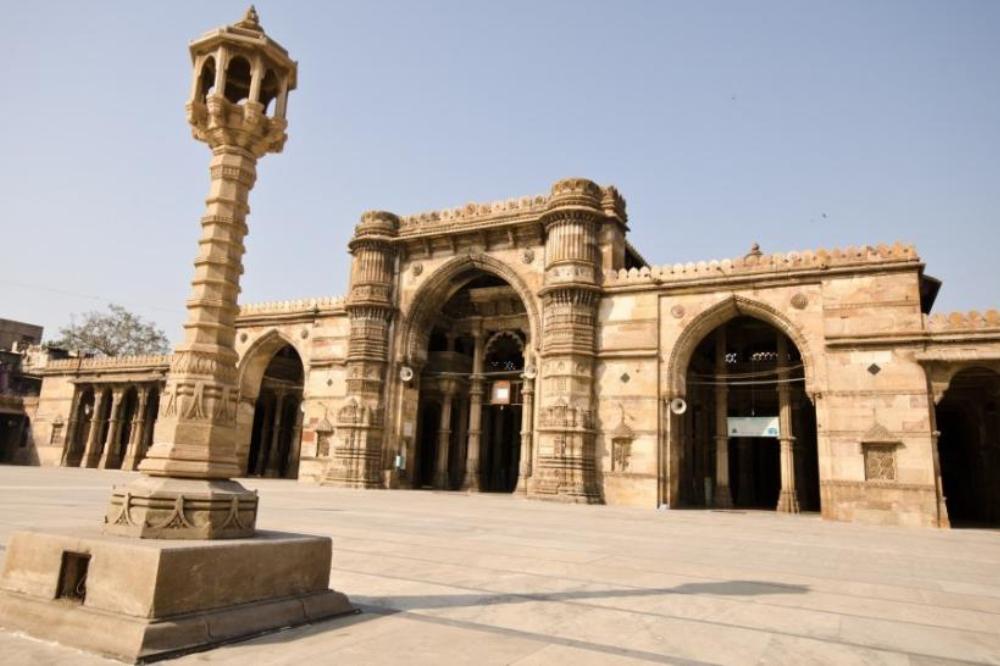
[259, 68, 280, 114]
[936, 367, 1000, 527]
[246, 344, 304, 479]
[224, 55, 252, 105]
[480, 332, 525, 493]
[676, 316, 820, 512]
[197, 55, 216, 101]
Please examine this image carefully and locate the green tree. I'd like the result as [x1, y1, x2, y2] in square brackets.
[51, 304, 171, 357]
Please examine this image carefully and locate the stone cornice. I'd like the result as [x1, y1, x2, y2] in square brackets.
[43, 354, 172, 377]
[237, 297, 346, 320]
[925, 309, 1000, 332]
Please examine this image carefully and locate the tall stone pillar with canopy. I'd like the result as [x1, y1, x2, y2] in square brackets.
[0, 9, 353, 662]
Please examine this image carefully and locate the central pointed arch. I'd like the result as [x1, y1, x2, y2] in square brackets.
[399, 254, 542, 366]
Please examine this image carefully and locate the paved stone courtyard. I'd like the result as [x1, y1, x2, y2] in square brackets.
[1, 466, 999, 665]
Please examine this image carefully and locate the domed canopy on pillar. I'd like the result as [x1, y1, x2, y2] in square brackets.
[186, 6, 299, 155]
[188, 6, 298, 88]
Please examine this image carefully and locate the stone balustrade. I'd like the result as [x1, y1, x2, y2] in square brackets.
[925, 309, 1000, 331]
[604, 242, 920, 286]
[238, 296, 346, 316]
[45, 354, 172, 372]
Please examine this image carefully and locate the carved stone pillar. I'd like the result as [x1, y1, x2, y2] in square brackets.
[713, 327, 732, 508]
[83, 389, 109, 468]
[462, 332, 485, 491]
[775, 334, 800, 513]
[515, 367, 535, 494]
[434, 390, 454, 489]
[98, 387, 126, 469]
[265, 390, 287, 477]
[104, 15, 297, 537]
[121, 386, 151, 471]
[61, 385, 84, 467]
[330, 211, 398, 489]
[532, 178, 611, 503]
[288, 402, 303, 479]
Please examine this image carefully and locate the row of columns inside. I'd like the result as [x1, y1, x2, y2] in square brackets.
[696, 327, 809, 513]
[412, 330, 535, 493]
[247, 382, 303, 478]
[62, 383, 160, 471]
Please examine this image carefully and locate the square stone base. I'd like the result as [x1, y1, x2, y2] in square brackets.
[0, 528, 355, 662]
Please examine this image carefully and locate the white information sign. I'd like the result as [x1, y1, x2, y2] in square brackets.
[727, 416, 780, 438]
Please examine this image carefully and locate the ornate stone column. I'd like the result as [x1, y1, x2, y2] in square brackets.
[775, 334, 800, 513]
[121, 386, 151, 471]
[104, 9, 298, 539]
[61, 385, 84, 467]
[462, 331, 485, 491]
[330, 211, 398, 488]
[713, 327, 732, 508]
[288, 400, 304, 479]
[532, 178, 619, 503]
[515, 363, 535, 494]
[435, 388, 455, 489]
[83, 389, 109, 468]
[99, 387, 126, 469]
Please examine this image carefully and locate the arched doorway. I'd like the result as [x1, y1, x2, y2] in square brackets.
[936, 367, 1000, 527]
[246, 344, 304, 479]
[411, 270, 532, 493]
[676, 316, 820, 512]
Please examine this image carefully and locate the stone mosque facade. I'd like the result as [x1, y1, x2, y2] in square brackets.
[21, 184, 999, 529]
[12, 18, 1000, 530]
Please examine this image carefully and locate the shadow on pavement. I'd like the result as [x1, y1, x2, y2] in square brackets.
[351, 579, 809, 611]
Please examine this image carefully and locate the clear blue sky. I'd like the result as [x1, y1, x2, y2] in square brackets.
[2, 1, 998, 344]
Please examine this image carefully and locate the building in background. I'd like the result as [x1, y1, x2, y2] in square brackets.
[0, 319, 42, 353]
[18, 180, 1000, 529]
[0, 319, 44, 464]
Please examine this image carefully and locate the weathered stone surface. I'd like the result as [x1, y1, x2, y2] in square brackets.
[0, 527, 354, 662]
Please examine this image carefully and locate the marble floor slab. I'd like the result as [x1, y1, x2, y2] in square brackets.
[0, 466, 998, 665]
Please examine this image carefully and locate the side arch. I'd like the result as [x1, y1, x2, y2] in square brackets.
[398, 254, 542, 366]
[667, 295, 818, 399]
[237, 329, 307, 402]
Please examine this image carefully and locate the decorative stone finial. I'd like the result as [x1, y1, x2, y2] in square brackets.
[234, 5, 262, 32]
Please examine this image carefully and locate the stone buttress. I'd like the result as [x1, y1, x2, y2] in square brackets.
[326, 211, 399, 487]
